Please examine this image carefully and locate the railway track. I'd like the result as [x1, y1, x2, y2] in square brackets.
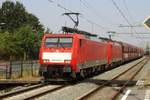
[111, 57, 149, 100]
[0, 58, 147, 100]
[0, 83, 66, 100]
[0, 84, 44, 99]
[0, 80, 41, 94]
[77, 57, 149, 100]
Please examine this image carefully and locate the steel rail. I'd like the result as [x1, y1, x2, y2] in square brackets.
[24, 85, 66, 100]
[77, 57, 147, 100]
[111, 58, 149, 100]
[0, 83, 66, 100]
[0, 83, 45, 99]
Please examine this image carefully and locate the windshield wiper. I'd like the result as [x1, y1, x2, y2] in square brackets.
[59, 43, 65, 49]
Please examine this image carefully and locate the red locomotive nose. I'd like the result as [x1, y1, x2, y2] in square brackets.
[39, 34, 73, 64]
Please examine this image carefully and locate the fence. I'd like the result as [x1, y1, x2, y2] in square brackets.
[0, 60, 40, 79]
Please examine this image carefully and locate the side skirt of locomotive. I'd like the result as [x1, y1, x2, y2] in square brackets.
[77, 59, 123, 79]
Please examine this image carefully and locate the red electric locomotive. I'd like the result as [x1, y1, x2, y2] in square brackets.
[39, 27, 144, 81]
[39, 33, 108, 80]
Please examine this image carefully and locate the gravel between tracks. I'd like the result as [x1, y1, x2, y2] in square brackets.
[36, 57, 144, 100]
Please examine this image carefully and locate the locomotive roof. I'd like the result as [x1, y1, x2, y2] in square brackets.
[62, 26, 98, 37]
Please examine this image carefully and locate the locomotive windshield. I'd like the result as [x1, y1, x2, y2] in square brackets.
[45, 37, 72, 48]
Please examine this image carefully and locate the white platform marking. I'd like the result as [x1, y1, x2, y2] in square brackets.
[121, 89, 131, 100]
[136, 80, 144, 88]
[144, 90, 150, 100]
[136, 80, 144, 86]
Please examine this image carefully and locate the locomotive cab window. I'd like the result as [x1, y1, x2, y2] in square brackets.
[45, 37, 72, 48]
[45, 38, 58, 47]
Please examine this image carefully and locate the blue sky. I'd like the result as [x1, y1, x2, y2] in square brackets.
[1, 0, 150, 48]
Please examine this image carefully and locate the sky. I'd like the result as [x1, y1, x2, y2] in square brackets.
[0, 0, 150, 48]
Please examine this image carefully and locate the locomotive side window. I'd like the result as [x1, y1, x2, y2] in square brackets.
[79, 39, 82, 48]
[45, 37, 72, 48]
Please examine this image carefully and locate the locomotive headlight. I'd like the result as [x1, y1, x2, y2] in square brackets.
[64, 60, 71, 64]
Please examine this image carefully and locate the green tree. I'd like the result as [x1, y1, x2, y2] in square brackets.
[0, 1, 44, 33]
[0, 1, 45, 60]
[16, 25, 43, 60]
[0, 31, 23, 60]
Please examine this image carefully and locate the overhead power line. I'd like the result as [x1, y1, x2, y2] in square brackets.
[47, 0, 73, 12]
[122, 0, 135, 23]
[47, 0, 110, 32]
[111, 0, 132, 26]
[80, 15, 111, 31]
[113, 32, 150, 34]
[110, 0, 145, 40]
[119, 24, 143, 27]
[79, 0, 116, 25]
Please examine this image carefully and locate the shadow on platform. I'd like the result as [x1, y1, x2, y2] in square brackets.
[82, 78, 137, 87]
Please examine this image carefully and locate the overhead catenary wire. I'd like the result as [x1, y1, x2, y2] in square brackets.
[47, 0, 73, 13]
[122, 0, 146, 40]
[47, 0, 110, 32]
[80, 15, 110, 31]
[79, 0, 141, 40]
[122, 0, 135, 24]
[80, 0, 145, 36]
[121, 0, 139, 36]
[111, 0, 137, 30]
[111, 0, 132, 26]
[122, 0, 144, 28]
[79, 0, 117, 26]
[110, 0, 144, 41]
[47, 0, 147, 41]
[79, 0, 141, 38]
[79, 0, 115, 32]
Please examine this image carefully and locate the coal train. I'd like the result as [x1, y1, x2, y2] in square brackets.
[39, 27, 144, 81]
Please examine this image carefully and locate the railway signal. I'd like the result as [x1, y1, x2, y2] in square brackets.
[143, 16, 150, 30]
